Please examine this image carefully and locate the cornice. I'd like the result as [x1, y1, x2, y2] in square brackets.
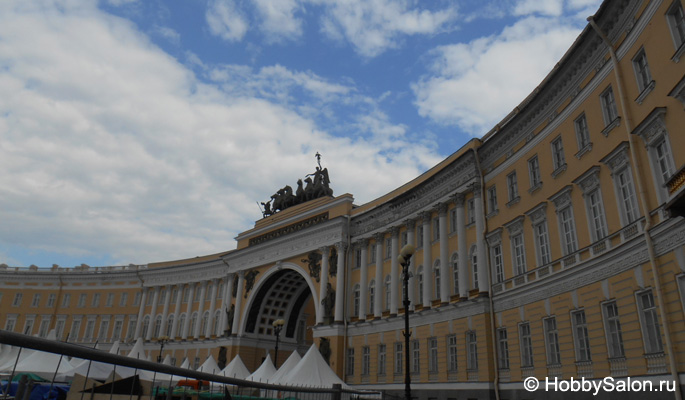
[141, 260, 229, 287]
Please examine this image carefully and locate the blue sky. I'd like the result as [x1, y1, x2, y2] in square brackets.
[0, 0, 601, 268]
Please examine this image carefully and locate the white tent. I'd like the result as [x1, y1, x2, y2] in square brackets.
[0, 345, 33, 373]
[279, 344, 348, 389]
[269, 351, 301, 384]
[220, 355, 250, 380]
[196, 355, 221, 375]
[71, 340, 122, 380]
[246, 353, 276, 383]
[11, 331, 74, 381]
[0, 345, 20, 371]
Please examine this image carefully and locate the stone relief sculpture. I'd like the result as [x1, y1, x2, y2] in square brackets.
[321, 283, 335, 323]
[302, 251, 322, 282]
[328, 246, 337, 277]
[225, 304, 235, 334]
[244, 270, 259, 298]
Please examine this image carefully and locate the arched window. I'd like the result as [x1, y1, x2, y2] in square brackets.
[166, 314, 174, 337]
[434, 260, 441, 300]
[141, 316, 150, 339]
[417, 266, 424, 303]
[470, 245, 478, 289]
[153, 315, 162, 338]
[451, 253, 459, 296]
[178, 313, 186, 336]
[189, 312, 198, 336]
[213, 310, 222, 336]
[353, 284, 361, 317]
[368, 280, 375, 314]
[384, 275, 391, 311]
[201, 311, 210, 336]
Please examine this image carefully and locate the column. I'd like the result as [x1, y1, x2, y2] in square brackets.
[218, 274, 235, 335]
[232, 272, 245, 335]
[390, 227, 399, 316]
[359, 240, 369, 321]
[455, 193, 469, 298]
[134, 287, 148, 339]
[160, 285, 172, 337]
[438, 204, 450, 304]
[334, 242, 346, 323]
[422, 212, 433, 308]
[374, 233, 384, 318]
[207, 279, 218, 337]
[145, 286, 160, 341]
[194, 281, 208, 338]
[473, 184, 489, 293]
[170, 284, 183, 338]
[182, 283, 195, 340]
[405, 219, 416, 311]
[317, 246, 330, 325]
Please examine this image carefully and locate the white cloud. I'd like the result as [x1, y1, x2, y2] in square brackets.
[0, 0, 439, 266]
[513, 0, 563, 16]
[253, 0, 304, 43]
[412, 16, 584, 136]
[206, 0, 249, 42]
[152, 25, 181, 45]
[315, 0, 457, 58]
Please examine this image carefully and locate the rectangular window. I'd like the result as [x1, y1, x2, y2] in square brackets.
[106, 293, 115, 307]
[528, 155, 541, 188]
[572, 310, 592, 362]
[428, 337, 439, 373]
[134, 291, 142, 306]
[70, 319, 81, 342]
[401, 231, 408, 246]
[354, 248, 362, 269]
[38, 319, 50, 338]
[449, 208, 457, 233]
[31, 294, 41, 307]
[378, 344, 386, 375]
[519, 323, 534, 367]
[507, 172, 519, 202]
[126, 317, 137, 341]
[467, 199, 475, 224]
[112, 319, 123, 340]
[447, 335, 458, 372]
[55, 319, 65, 339]
[602, 301, 625, 358]
[84, 319, 95, 341]
[588, 190, 608, 240]
[492, 244, 504, 283]
[385, 238, 392, 259]
[654, 139, 675, 188]
[637, 291, 664, 353]
[617, 169, 639, 224]
[487, 186, 498, 214]
[362, 346, 370, 376]
[23, 318, 35, 335]
[98, 319, 109, 340]
[632, 49, 652, 92]
[544, 317, 561, 365]
[78, 294, 87, 308]
[417, 226, 424, 247]
[47, 294, 56, 308]
[5, 318, 16, 332]
[559, 207, 578, 254]
[92, 293, 100, 307]
[512, 233, 526, 275]
[120, 292, 128, 307]
[347, 348, 355, 376]
[551, 136, 566, 171]
[574, 114, 591, 150]
[535, 222, 551, 266]
[466, 331, 478, 370]
[667, 0, 685, 49]
[394, 342, 403, 374]
[61, 293, 71, 308]
[497, 328, 510, 369]
[12, 293, 22, 307]
[412, 340, 420, 374]
[600, 86, 618, 125]
[433, 217, 440, 241]
[370, 243, 377, 259]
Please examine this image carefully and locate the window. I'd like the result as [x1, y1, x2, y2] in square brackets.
[559, 206, 578, 254]
[519, 323, 534, 367]
[428, 337, 439, 373]
[417, 226, 424, 247]
[544, 317, 561, 365]
[412, 340, 420, 374]
[512, 233, 526, 275]
[112, 319, 123, 340]
[447, 335, 458, 372]
[574, 114, 591, 152]
[471, 247, 479, 289]
[384, 275, 391, 311]
[5, 317, 17, 332]
[449, 208, 457, 233]
[12, 293, 22, 307]
[654, 138, 675, 188]
[61, 293, 71, 308]
[217, 283, 223, 299]
[70, 319, 81, 342]
[417, 266, 424, 303]
[38, 319, 50, 338]
[126, 317, 136, 341]
[156, 315, 164, 338]
[487, 186, 498, 214]
[551, 136, 566, 172]
[467, 199, 475, 224]
[84, 319, 96, 341]
[378, 344, 386, 375]
[497, 328, 509, 369]
[47, 294, 56, 308]
[106, 293, 115, 307]
[632, 49, 653, 93]
[193, 286, 201, 302]
[362, 346, 370, 376]
[600, 86, 619, 126]
[353, 284, 360, 317]
[78, 294, 87, 308]
[492, 244, 504, 283]
[368, 280, 375, 314]
[98, 319, 110, 340]
[189, 313, 197, 336]
[166, 314, 175, 337]
[177, 314, 186, 337]
[433, 217, 440, 241]
[394, 342, 403, 374]
[92, 293, 100, 307]
[507, 172, 519, 204]
[31, 294, 41, 307]
[637, 291, 663, 353]
[602, 301, 625, 358]
[572, 310, 591, 362]
[466, 331, 478, 370]
[534, 222, 552, 266]
[617, 169, 639, 225]
[528, 155, 542, 189]
[434, 263, 441, 300]
[120, 292, 128, 307]
[587, 190, 608, 240]
[666, 0, 685, 49]
[401, 231, 408, 246]
[134, 292, 142, 306]
[385, 238, 392, 259]
[451, 254, 459, 295]
[55, 319, 65, 339]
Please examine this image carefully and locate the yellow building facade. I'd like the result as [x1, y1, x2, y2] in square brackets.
[2, 0, 685, 398]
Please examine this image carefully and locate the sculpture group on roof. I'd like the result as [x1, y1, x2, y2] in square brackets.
[260, 153, 333, 218]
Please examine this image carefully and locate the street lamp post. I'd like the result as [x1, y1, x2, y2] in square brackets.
[398, 244, 415, 400]
[272, 319, 285, 367]
[157, 336, 169, 363]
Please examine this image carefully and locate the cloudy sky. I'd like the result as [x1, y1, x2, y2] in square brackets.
[0, 0, 601, 268]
